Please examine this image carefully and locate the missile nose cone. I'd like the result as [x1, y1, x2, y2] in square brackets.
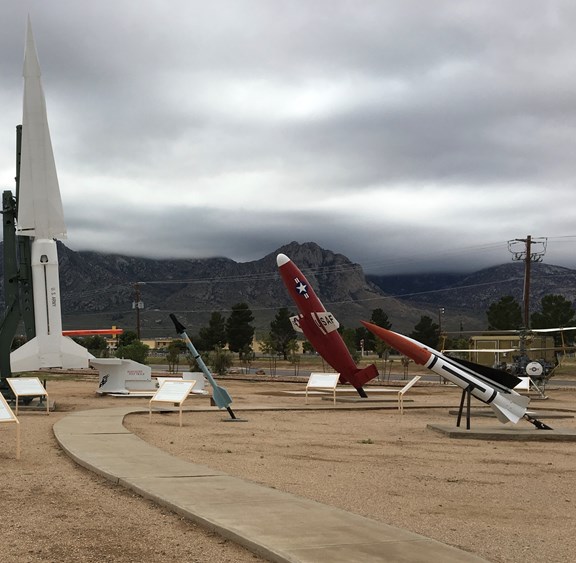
[277, 253, 290, 267]
[361, 321, 431, 366]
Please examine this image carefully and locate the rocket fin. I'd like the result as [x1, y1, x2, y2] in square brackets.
[9, 338, 40, 372]
[349, 364, 379, 388]
[489, 392, 530, 424]
[60, 336, 94, 368]
[10, 335, 93, 373]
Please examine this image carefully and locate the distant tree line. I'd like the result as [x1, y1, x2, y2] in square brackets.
[67, 293, 575, 371]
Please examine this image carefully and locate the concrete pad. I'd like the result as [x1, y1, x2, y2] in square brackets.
[428, 423, 576, 441]
[121, 474, 487, 562]
[54, 431, 227, 481]
[54, 406, 490, 562]
[448, 409, 574, 419]
[289, 539, 487, 563]
[53, 407, 143, 435]
[331, 396, 409, 404]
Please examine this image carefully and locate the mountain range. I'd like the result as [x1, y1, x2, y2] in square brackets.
[1, 241, 575, 340]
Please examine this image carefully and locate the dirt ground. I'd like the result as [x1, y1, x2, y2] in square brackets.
[1, 374, 575, 563]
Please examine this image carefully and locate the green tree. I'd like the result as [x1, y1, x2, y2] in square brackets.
[226, 303, 255, 353]
[356, 308, 392, 358]
[189, 332, 207, 353]
[166, 339, 187, 373]
[118, 330, 139, 347]
[301, 340, 315, 354]
[72, 335, 109, 358]
[269, 307, 297, 360]
[409, 315, 439, 348]
[371, 308, 392, 328]
[531, 295, 576, 330]
[258, 334, 278, 374]
[199, 312, 227, 350]
[339, 326, 360, 363]
[207, 346, 233, 375]
[486, 296, 523, 330]
[369, 308, 392, 358]
[287, 340, 301, 375]
[238, 344, 255, 373]
[115, 340, 149, 364]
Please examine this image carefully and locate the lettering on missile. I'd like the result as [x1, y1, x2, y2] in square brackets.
[290, 315, 304, 333]
[311, 312, 339, 334]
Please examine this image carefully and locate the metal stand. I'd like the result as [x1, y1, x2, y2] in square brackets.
[456, 386, 472, 430]
[523, 413, 553, 430]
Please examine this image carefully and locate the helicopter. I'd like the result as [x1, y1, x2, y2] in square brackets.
[442, 327, 576, 394]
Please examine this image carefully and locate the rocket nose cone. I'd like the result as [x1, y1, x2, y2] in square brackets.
[361, 321, 431, 365]
[277, 253, 290, 267]
[361, 321, 393, 341]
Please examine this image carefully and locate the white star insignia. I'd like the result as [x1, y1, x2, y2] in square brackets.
[296, 282, 308, 295]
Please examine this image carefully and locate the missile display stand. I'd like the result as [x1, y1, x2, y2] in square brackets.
[455, 386, 473, 430]
[455, 386, 552, 430]
[0, 126, 36, 397]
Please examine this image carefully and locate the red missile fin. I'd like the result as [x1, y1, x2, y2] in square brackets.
[349, 364, 379, 387]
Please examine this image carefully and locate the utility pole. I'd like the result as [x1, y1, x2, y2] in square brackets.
[132, 283, 144, 339]
[508, 235, 547, 329]
[437, 307, 445, 348]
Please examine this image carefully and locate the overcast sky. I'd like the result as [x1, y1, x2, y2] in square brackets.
[1, 1, 575, 274]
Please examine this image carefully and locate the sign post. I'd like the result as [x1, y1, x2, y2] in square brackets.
[7, 377, 49, 415]
[306, 373, 340, 404]
[149, 380, 195, 427]
[0, 393, 20, 459]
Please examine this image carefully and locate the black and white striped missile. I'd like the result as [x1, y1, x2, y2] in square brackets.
[361, 321, 530, 424]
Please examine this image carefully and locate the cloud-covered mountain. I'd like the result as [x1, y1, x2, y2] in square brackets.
[2, 241, 574, 339]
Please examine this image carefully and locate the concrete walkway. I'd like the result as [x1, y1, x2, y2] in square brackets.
[54, 407, 489, 563]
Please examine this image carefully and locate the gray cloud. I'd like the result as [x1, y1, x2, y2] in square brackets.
[1, 1, 576, 275]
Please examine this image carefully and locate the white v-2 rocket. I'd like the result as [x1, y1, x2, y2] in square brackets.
[10, 19, 92, 372]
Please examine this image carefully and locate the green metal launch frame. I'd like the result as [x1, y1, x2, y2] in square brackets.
[0, 125, 36, 395]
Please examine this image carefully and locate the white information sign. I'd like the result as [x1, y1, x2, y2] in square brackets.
[7, 377, 49, 415]
[153, 380, 194, 403]
[306, 372, 340, 405]
[0, 393, 20, 460]
[7, 377, 46, 396]
[0, 394, 17, 421]
[149, 381, 195, 427]
[308, 373, 339, 388]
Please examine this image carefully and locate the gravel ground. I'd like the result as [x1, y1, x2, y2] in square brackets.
[2, 376, 575, 563]
[0, 378, 264, 563]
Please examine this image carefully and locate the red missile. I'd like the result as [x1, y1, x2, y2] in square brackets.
[277, 254, 378, 396]
[62, 329, 124, 337]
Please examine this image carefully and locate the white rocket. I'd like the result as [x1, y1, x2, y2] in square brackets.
[10, 19, 92, 372]
[362, 322, 531, 425]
